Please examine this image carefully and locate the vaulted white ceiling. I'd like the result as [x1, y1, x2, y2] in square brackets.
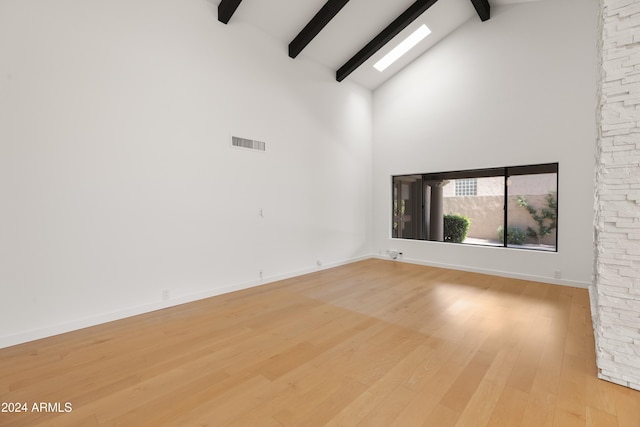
[215, 0, 542, 90]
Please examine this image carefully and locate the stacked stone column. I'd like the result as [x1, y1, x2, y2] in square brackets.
[592, 0, 640, 391]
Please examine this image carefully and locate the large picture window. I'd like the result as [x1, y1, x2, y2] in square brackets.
[392, 163, 558, 251]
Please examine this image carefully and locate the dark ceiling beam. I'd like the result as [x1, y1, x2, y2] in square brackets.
[336, 0, 439, 82]
[470, 0, 490, 21]
[218, 0, 243, 24]
[289, 0, 351, 59]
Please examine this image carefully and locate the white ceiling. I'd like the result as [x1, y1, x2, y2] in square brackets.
[215, 0, 542, 90]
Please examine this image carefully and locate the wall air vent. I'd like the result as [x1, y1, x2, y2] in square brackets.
[232, 136, 266, 152]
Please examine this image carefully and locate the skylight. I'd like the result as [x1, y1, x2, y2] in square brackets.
[373, 24, 431, 72]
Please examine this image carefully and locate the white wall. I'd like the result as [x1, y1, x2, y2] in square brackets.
[0, 0, 373, 348]
[372, 0, 598, 286]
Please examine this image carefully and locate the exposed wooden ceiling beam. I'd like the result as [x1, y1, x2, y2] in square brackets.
[336, 0, 439, 82]
[218, 0, 244, 24]
[289, 0, 351, 59]
[470, 0, 490, 21]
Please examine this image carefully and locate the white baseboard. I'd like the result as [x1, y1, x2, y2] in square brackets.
[0, 255, 370, 350]
[371, 254, 591, 289]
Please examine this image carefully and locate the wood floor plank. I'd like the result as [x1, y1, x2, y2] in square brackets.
[585, 374, 617, 415]
[485, 385, 529, 426]
[454, 379, 505, 427]
[440, 350, 496, 412]
[163, 374, 273, 427]
[422, 403, 461, 427]
[249, 341, 323, 381]
[1, 259, 639, 427]
[286, 376, 368, 427]
[520, 390, 558, 427]
[613, 384, 640, 427]
[355, 385, 417, 427]
[553, 352, 589, 426]
[586, 406, 619, 427]
[226, 366, 346, 426]
[389, 389, 441, 427]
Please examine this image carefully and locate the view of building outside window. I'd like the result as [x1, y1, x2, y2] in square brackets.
[454, 178, 477, 196]
[443, 177, 504, 247]
[442, 174, 557, 250]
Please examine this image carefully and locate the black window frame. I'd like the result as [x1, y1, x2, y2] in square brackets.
[391, 163, 559, 252]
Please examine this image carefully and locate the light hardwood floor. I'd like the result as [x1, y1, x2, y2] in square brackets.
[1, 259, 639, 426]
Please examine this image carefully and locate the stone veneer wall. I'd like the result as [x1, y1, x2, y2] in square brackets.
[592, 0, 640, 391]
